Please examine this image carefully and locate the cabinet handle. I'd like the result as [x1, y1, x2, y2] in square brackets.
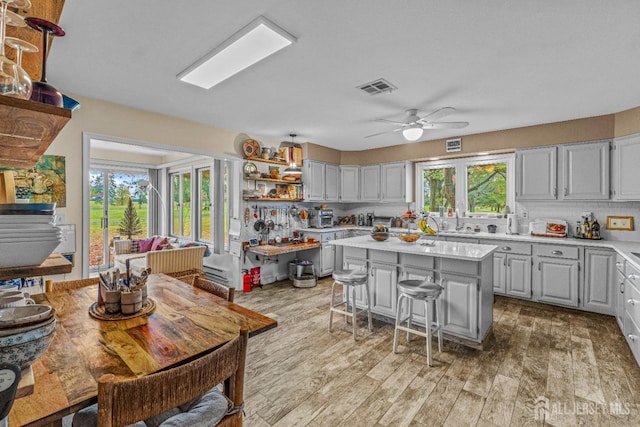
[538, 262, 541, 271]
[503, 257, 507, 267]
[629, 334, 637, 342]
[628, 299, 637, 306]
[554, 188, 557, 197]
[629, 274, 639, 281]
[564, 188, 568, 197]
[551, 250, 563, 256]
[616, 262, 623, 268]
[501, 246, 511, 251]
[621, 283, 625, 294]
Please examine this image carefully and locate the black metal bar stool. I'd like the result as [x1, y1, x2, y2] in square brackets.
[393, 277, 443, 366]
[328, 269, 372, 340]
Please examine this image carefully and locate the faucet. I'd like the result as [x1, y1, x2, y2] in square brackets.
[455, 210, 463, 231]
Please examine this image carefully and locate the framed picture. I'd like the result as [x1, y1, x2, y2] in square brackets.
[256, 183, 266, 195]
[606, 216, 634, 231]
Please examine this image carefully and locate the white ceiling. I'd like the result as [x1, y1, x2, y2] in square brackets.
[49, 1, 640, 151]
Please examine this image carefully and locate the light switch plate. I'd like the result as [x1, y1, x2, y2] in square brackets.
[606, 216, 634, 231]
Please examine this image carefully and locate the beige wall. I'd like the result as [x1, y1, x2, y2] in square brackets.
[614, 106, 640, 138]
[340, 114, 615, 165]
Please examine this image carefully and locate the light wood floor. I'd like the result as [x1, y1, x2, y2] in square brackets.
[236, 277, 640, 427]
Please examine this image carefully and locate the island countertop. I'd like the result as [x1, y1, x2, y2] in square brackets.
[329, 235, 497, 261]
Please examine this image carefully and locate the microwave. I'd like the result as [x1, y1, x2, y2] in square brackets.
[309, 209, 333, 228]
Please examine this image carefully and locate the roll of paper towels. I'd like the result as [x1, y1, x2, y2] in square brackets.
[506, 214, 519, 234]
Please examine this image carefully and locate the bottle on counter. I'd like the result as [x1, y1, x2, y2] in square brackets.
[582, 217, 590, 237]
[591, 219, 600, 239]
[576, 220, 583, 238]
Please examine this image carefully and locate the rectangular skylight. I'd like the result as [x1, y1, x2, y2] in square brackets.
[178, 16, 296, 89]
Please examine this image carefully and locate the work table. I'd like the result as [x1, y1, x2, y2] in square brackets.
[245, 241, 320, 256]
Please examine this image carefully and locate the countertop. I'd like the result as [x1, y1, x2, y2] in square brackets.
[330, 235, 497, 261]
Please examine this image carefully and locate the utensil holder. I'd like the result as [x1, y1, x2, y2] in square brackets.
[104, 290, 121, 314]
[120, 289, 142, 314]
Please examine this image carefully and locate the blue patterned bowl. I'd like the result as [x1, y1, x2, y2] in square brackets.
[0, 327, 56, 368]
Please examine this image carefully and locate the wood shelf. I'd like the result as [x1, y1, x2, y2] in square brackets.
[0, 253, 72, 281]
[245, 157, 302, 166]
[0, 96, 71, 168]
[242, 198, 304, 202]
[244, 177, 302, 184]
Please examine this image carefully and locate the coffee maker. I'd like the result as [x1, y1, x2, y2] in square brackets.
[357, 214, 365, 226]
[366, 213, 374, 226]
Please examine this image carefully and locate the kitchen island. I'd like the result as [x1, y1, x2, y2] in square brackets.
[330, 235, 497, 348]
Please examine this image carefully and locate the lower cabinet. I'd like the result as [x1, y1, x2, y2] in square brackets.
[534, 256, 580, 308]
[343, 248, 368, 306]
[370, 261, 398, 317]
[320, 243, 335, 276]
[583, 248, 615, 315]
[616, 257, 626, 331]
[506, 255, 532, 299]
[440, 272, 478, 340]
[398, 266, 435, 325]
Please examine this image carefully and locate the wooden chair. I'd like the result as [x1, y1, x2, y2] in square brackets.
[165, 268, 204, 285]
[45, 277, 99, 293]
[73, 327, 248, 427]
[194, 276, 234, 302]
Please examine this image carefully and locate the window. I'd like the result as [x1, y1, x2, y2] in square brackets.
[170, 171, 191, 238]
[197, 167, 212, 243]
[417, 154, 514, 216]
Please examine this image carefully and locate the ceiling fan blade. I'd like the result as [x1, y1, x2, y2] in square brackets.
[374, 118, 408, 125]
[420, 107, 456, 122]
[423, 121, 469, 129]
[365, 127, 403, 138]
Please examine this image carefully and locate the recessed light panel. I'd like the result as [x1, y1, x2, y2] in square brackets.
[178, 16, 296, 89]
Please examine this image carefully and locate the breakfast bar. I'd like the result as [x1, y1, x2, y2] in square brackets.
[330, 235, 497, 348]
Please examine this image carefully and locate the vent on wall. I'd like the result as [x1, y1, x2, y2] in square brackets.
[356, 78, 397, 95]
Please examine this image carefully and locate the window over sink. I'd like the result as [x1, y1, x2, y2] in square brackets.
[416, 154, 514, 216]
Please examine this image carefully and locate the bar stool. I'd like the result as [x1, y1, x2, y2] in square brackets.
[393, 277, 443, 366]
[329, 269, 372, 340]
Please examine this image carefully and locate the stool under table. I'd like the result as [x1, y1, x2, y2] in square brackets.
[393, 278, 443, 366]
[328, 269, 372, 340]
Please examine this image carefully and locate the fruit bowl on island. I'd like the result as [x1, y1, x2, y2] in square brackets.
[398, 232, 420, 243]
[371, 224, 390, 241]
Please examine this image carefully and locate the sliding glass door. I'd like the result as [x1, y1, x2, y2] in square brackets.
[89, 169, 149, 271]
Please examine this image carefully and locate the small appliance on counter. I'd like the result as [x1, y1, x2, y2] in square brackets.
[366, 213, 374, 226]
[528, 218, 568, 238]
[506, 214, 519, 235]
[357, 213, 365, 226]
[308, 208, 334, 228]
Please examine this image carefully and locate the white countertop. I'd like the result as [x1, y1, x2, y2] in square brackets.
[329, 235, 497, 261]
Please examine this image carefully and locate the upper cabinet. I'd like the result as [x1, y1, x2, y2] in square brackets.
[560, 140, 609, 200]
[612, 134, 640, 201]
[360, 165, 381, 202]
[0, 97, 71, 168]
[304, 161, 339, 202]
[515, 146, 557, 200]
[516, 140, 610, 201]
[339, 165, 359, 202]
[380, 162, 412, 203]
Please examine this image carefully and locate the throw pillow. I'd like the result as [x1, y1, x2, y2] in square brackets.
[151, 236, 169, 251]
[179, 241, 211, 257]
[139, 237, 155, 253]
[130, 239, 141, 254]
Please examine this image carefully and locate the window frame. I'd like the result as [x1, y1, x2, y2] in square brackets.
[415, 153, 515, 217]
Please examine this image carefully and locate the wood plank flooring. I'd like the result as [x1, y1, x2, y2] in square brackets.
[236, 278, 640, 426]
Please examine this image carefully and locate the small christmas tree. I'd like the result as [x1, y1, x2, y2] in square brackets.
[118, 197, 142, 239]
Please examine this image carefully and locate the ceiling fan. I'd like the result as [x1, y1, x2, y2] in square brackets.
[366, 107, 469, 141]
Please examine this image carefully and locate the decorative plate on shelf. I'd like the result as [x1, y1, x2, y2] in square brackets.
[243, 162, 257, 175]
[242, 139, 261, 157]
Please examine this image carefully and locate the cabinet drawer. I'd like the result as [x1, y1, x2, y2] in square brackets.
[320, 232, 336, 243]
[534, 244, 579, 259]
[627, 262, 640, 287]
[624, 314, 640, 366]
[487, 240, 532, 255]
[399, 253, 434, 270]
[441, 258, 478, 276]
[616, 254, 626, 274]
[626, 281, 640, 325]
[344, 247, 367, 260]
[370, 249, 397, 265]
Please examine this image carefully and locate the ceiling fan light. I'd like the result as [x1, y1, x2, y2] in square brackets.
[402, 126, 423, 141]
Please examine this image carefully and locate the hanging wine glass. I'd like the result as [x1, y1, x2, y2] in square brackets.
[4, 36, 35, 99]
[24, 17, 64, 107]
[0, 0, 32, 99]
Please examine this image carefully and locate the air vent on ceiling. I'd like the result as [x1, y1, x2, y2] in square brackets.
[356, 78, 397, 95]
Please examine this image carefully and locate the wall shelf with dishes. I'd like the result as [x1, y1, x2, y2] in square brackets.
[243, 158, 303, 202]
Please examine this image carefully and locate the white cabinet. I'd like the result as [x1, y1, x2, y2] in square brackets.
[612, 134, 640, 200]
[623, 262, 640, 366]
[369, 250, 398, 317]
[533, 245, 580, 308]
[583, 248, 615, 315]
[516, 141, 611, 201]
[380, 162, 412, 203]
[343, 247, 368, 306]
[307, 231, 337, 277]
[304, 161, 325, 201]
[339, 165, 359, 202]
[559, 140, 609, 200]
[303, 161, 339, 202]
[360, 165, 381, 202]
[482, 240, 531, 298]
[516, 146, 557, 200]
[615, 256, 626, 330]
[440, 272, 478, 340]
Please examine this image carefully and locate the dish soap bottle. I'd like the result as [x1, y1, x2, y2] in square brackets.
[591, 219, 600, 239]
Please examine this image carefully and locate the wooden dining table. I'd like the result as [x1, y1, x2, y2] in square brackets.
[8, 273, 277, 427]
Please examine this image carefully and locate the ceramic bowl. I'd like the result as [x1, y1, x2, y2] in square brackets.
[398, 232, 420, 243]
[0, 305, 53, 329]
[0, 317, 56, 346]
[0, 238, 61, 268]
[0, 327, 56, 368]
[0, 315, 55, 337]
[370, 232, 390, 241]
